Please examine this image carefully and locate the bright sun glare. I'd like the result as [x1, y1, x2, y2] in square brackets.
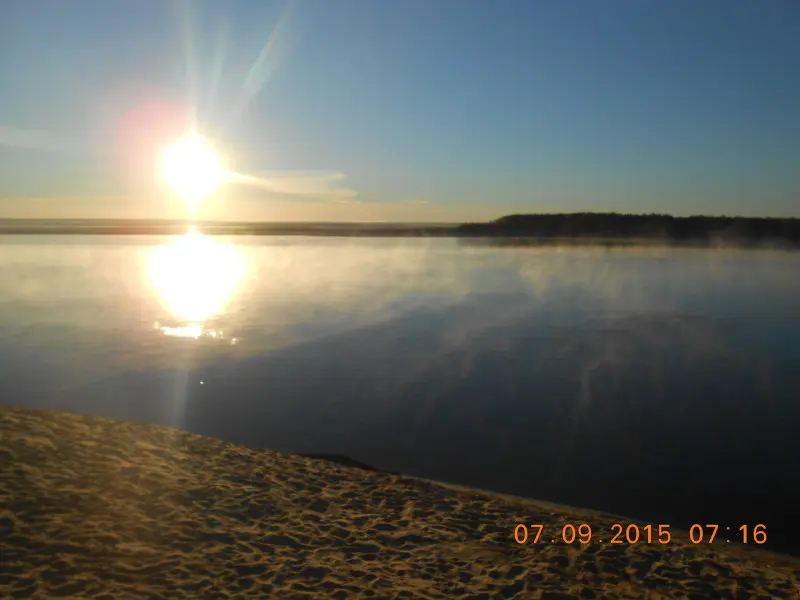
[149, 231, 244, 323]
[161, 133, 225, 208]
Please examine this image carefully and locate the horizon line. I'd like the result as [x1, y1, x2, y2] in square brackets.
[1, 211, 799, 225]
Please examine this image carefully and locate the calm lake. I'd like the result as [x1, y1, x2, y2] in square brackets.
[2, 233, 799, 555]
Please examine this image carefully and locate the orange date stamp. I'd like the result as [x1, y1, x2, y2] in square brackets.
[513, 523, 768, 546]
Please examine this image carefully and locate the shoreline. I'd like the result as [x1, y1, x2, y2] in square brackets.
[1, 228, 799, 253]
[0, 223, 458, 237]
[1, 221, 798, 250]
[4, 404, 798, 598]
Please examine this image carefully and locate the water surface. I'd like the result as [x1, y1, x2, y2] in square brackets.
[2, 233, 798, 554]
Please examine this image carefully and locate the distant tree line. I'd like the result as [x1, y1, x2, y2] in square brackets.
[456, 212, 800, 245]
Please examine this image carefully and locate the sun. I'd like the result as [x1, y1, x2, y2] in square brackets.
[161, 132, 225, 208]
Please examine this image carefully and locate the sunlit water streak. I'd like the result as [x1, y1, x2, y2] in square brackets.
[149, 230, 244, 325]
[1, 236, 800, 554]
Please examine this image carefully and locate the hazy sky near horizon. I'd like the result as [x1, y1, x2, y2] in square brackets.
[1, 0, 799, 222]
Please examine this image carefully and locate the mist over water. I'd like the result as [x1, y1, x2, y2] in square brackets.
[1, 234, 799, 554]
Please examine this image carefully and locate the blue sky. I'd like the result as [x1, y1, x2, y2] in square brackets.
[1, 0, 798, 221]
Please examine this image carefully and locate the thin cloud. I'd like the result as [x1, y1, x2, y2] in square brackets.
[227, 170, 359, 201]
[0, 126, 76, 154]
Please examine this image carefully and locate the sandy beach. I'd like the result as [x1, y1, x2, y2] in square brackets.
[2, 405, 798, 599]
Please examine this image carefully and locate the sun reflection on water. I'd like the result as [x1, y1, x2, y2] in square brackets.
[148, 230, 244, 339]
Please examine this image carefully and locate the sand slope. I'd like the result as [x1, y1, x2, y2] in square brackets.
[2, 405, 798, 599]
